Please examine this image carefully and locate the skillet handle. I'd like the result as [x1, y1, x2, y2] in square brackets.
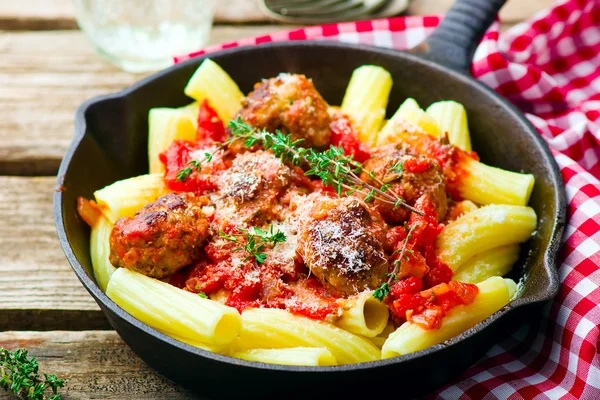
[415, 0, 507, 72]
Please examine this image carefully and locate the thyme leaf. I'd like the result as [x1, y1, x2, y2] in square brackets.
[227, 118, 423, 216]
[373, 224, 417, 302]
[0, 347, 66, 400]
[218, 224, 287, 265]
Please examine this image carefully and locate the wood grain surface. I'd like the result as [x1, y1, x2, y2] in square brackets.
[0, 176, 111, 330]
[0, 25, 291, 176]
[0, 331, 203, 399]
[0, 0, 554, 30]
[0, 0, 268, 30]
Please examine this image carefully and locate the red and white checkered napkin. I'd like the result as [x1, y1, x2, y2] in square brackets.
[175, 0, 600, 397]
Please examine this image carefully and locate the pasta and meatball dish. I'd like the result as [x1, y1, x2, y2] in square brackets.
[78, 60, 537, 366]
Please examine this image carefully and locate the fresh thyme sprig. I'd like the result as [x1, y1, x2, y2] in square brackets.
[227, 118, 423, 215]
[373, 224, 417, 302]
[218, 224, 287, 264]
[0, 347, 66, 400]
[176, 151, 217, 182]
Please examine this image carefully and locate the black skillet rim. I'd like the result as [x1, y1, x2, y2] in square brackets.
[54, 40, 567, 373]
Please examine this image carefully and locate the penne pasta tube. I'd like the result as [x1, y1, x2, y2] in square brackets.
[232, 347, 337, 367]
[426, 100, 472, 151]
[458, 157, 536, 206]
[184, 58, 244, 123]
[336, 291, 389, 337]
[452, 244, 520, 284]
[379, 98, 440, 143]
[382, 277, 513, 358]
[94, 174, 169, 224]
[436, 205, 537, 271]
[106, 268, 242, 346]
[90, 216, 117, 292]
[236, 308, 381, 364]
[148, 107, 197, 174]
[340, 65, 392, 145]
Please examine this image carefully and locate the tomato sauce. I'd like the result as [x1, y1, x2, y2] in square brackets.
[159, 101, 229, 194]
[329, 114, 371, 163]
[384, 194, 478, 329]
[172, 248, 341, 320]
[158, 102, 480, 327]
[196, 99, 226, 145]
[397, 131, 479, 200]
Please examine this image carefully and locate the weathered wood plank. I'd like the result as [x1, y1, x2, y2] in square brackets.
[0, 26, 291, 176]
[0, 0, 554, 30]
[0, 176, 111, 330]
[0, 331, 202, 399]
[0, 0, 269, 30]
[0, 1, 553, 175]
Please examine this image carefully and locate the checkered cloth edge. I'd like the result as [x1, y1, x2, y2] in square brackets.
[175, 0, 600, 398]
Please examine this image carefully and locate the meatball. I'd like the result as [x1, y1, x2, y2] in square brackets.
[297, 195, 388, 295]
[236, 73, 331, 148]
[109, 193, 210, 278]
[361, 145, 447, 222]
[213, 150, 310, 226]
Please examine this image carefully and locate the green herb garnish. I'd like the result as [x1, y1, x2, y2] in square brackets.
[0, 347, 66, 400]
[373, 224, 417, 302]
[176, 151, 217, 182]
[227, 118, 422, 215]
[218, 224, 287, 265]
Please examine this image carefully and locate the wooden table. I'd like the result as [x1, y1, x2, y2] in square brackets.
[0, 0, 552, 398]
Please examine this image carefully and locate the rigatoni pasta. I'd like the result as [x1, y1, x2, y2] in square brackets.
[94, 174, 168, 223]
[436, 205, 537, 271]
[77, 60, 541, 368]
[236, 309, 381, 364]
[184, 58, 244, 123]
[458, 157, 535, 206]
[148, 107, 197, 174]
[382, 277, 513, 358]
[379, 98, 440, 142]
[340, 65, 392, 145]
[90, 216, 116, 292]
[336, 291, 389, 337]
[453, 245, 520, 284]
[107, 268, 242, 346]
[232, 347, 337, 366]
[426, 100, 472, 151]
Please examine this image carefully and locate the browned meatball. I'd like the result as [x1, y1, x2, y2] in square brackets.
[236, 73, 331, 148]
[361, 145, 448, 222]
[212, 150, 311, 226]
[109, 193, 210, 278]
[297, 194, 388, 295]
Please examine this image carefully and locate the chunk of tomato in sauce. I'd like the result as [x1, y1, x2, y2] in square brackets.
[392, 294, 426, 319]
[423, 261, 454, 288]
[159, 140, 226, 193]
[408, 195, 443, 253]
[403, 157, 432, 174]
[405, 281, 479, 330]
[448, 280, 479, 305]
[409, 307, 445, 330]
[391, 276, 423, 296]
[196, 99, 226, 145]
[329, 114, 371, 163]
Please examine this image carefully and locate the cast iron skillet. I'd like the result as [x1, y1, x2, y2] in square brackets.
[55, 0, 566, 397]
